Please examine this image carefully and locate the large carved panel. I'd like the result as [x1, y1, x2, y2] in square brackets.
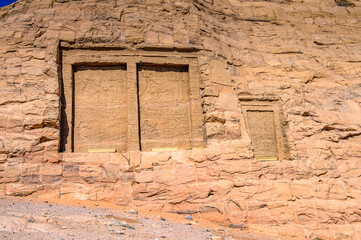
[73, 65, 127, 152]
[138, 65, 191, 151]
[61, 49, 204, 153]
[246, 110, 278, 158]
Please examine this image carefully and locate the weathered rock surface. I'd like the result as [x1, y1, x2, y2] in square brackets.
[0, 0, 360, 239]
[0, 197, 232, 240]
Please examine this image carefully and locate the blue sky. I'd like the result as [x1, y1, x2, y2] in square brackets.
[0, 0, 18, 8]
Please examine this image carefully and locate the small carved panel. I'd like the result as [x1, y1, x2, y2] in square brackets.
[246, 110, 278, 158]
[138, 65, 191, 150]
[73, 65, 127, 152]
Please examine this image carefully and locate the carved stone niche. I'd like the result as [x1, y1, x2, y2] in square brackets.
[60, 49, 204, 153]
[239, 97, 288, 161]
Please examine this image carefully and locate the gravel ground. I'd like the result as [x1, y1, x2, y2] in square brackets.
[0, 197, 281, 240]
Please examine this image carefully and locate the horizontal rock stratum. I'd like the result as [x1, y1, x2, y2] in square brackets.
[0, 0, 361, 239]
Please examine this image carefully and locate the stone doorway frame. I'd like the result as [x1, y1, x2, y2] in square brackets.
[59, 48, 204, 153]
[239, 98, 288, 161]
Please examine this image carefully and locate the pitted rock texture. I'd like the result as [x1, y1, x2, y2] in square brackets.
[0, 197, 220, 240]
[0, 0, 361, 239]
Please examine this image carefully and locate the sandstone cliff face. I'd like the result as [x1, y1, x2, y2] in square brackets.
[0, 0, 361, 239]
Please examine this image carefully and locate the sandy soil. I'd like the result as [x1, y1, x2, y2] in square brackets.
[0, 196, 283, 240]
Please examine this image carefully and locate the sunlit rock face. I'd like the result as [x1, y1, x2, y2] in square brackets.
[0, 0, 360, 238]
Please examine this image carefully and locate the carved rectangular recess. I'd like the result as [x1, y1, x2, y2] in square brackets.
[138, 64, 191, 151]
[240, 102, 286, 160]
[73, 65, 127, 152]
[246, 110, 278, 158]
[60, 49, 204, 153]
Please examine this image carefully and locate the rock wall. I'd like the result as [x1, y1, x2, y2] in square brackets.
[0, 0, 361, 239]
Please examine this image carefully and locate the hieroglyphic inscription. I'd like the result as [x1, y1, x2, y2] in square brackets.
[73, 65, 127, 152]
[246, 111, 278, 158]
[138, 65, 191, 151]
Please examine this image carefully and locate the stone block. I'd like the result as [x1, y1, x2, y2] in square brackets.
[32, 49, 46, 60]
[41, 175, 61, 183]
[6, 183, 44, 196]
[158, 32, 173, 45]
[21, 163, 41, 176]
[218, 92, 239, 112]
[205, 122, 225, 138]
[198, 211, 224, 225]
[79, 165, 100, 184]
[292, 181, 314, 199]
[277, 224, 305, 238]
[204, 143, 221, 161]
[113, 182, 133, 205]
[22, 175, 41, 184]
[310, 159, 328, 176]
[0, 154, 8, 163]
[43, 151, 60, 163]
[195, 167, 214, 182]
[23, 152, 44, 163]
[144, 30, 159, 44]
[41, 163, 63, 176]
[269, 205, 295, 224]
[36, 183, 61, 199]
[274, 182, 292, 201]
[23, 115, 44, 129]
[43, 77, 59, 94]
[89, 183, 114, 201]
[125, 28, 144, 44]
[133, 182, 165, 200]
[62, 164, 79, 178]
[209, 59, 229, 85]
[187, 182, 212, 200]
[129, 151, 141, 168]
[188, 148, 205, 163]
[218, 160, 249, 174]
[59, 30, 75, 42]
[247, 208, 272, 224]
[140, 151, 172, 169]
[224, 122, 241, 139]
[99, 163, 119, 183]
[209, 180, 234, 196]
[60, 182, 90, 201]
[3, 163, 21, 183]
[175, 163, 196, 184]
[202, 88, 219, 97]
[134, 170, 154, 183]
[233, 176, 246, 187]
[6, 116, 23, 128]
[109, 153, 130, 171]
[120, 173, 134, 182]
[250, 182, 278, 201]
[329, 182, 347, 200]
[153, 165, 176, 184]
[171, 151, 188, 164]
[205, 112, 226, 124]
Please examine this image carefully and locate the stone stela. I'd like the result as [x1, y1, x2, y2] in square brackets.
[74, 65, 128, 152]
[246, 111, 278, 158]
[138, 65, 192, 151]
[60, 49, 204, 152]
[240, 102, 287, 161]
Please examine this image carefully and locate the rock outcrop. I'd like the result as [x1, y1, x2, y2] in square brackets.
[0, 0, 360, 239]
